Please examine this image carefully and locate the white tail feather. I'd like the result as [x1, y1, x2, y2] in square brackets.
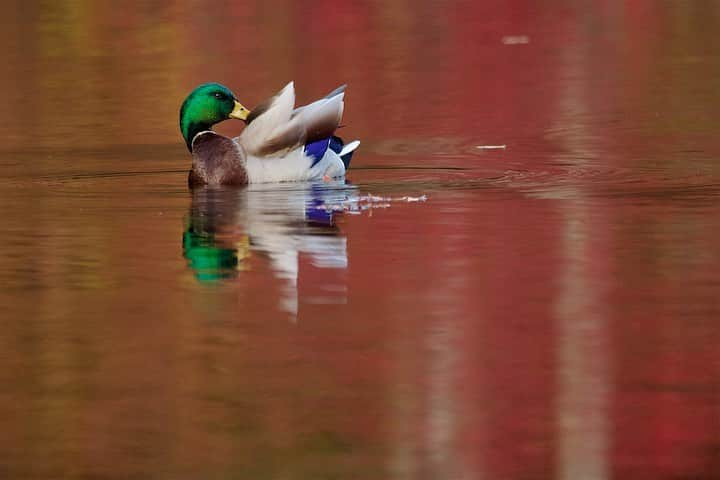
[339, 140, 360, 157]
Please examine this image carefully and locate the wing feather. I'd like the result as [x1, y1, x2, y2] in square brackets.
[295, 93, 344, 143]
[292, 84, 346, 117]
[238, 82, 346, 158]
[237, 82, 296, 156]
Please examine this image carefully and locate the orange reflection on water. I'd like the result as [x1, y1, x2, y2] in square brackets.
[1, 1, 720, 479]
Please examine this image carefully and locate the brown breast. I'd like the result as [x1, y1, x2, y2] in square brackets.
[189, 132, 248, 187]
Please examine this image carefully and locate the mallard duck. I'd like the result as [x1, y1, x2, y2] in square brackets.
[179, 82, 360, 186]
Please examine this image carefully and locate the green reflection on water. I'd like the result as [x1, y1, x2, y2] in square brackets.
[182, 226, 251, 282]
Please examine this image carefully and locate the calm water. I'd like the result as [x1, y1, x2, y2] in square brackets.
[2, 1, 720, 479]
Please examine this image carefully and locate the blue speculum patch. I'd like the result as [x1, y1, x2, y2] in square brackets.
[304, 138, 331, 166]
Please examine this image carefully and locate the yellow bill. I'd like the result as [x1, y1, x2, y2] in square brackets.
[229, 100, 250, 121]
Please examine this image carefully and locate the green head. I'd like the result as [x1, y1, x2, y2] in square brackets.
[179, 83, 250, 151]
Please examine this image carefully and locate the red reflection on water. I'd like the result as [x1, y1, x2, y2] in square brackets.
[1, 1, 720, 479]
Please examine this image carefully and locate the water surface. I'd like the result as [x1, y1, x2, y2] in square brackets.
[1, 2, 720, 479]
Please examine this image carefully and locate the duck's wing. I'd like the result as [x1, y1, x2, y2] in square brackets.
[238, 83, 345, 158]
[237, 82, 297, 156]
[291, 84, 346, 118]
[292, 84, 345, 142]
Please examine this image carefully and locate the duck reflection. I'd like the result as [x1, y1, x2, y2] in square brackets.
[183, 181, 356, 314]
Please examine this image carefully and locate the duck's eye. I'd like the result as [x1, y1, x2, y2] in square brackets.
[214, 92, 223, 99]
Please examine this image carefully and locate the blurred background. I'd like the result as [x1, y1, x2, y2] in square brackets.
[1, 1, 720, 479]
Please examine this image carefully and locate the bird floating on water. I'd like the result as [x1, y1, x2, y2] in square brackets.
[179, 82, 360, 187]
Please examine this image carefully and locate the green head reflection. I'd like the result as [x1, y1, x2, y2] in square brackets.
[182, 226, 250, 282]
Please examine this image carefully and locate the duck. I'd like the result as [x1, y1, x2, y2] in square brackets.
[179, 82, 360, 187]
